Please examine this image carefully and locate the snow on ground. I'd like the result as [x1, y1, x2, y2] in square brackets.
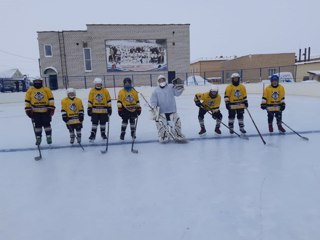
[1, 83, 320, 240]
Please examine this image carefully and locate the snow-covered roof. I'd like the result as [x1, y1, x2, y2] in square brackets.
[0, 69, 23, 79]
[295, 59, 320, 65]
[307, 70, 320, 76]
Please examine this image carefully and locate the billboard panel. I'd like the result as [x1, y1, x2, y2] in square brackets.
[106, 39, 167, 72]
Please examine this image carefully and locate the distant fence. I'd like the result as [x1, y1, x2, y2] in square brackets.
[42, 65, 297, 90]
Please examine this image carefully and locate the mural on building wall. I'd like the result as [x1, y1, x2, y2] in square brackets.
[106, 39, 167, 72]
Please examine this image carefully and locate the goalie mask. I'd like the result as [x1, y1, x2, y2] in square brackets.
[157, 75, 167, 88]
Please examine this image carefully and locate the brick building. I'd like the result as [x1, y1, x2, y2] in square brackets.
[37, 24, 190, 89]
[190, 53, 296, 83]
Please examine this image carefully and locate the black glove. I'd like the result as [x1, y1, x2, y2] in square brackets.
[62, 115, 68, 123]
[280, 103, 286, 111]
[136, 106, 141, 116]
[79, 113, 84, 122]
[244, 101, 248, 108]
[195, 100, 201, 108]
[226, 102, 231, 111]
[107, 107, 112, 116]
[261, 104, 267, 110]
[25, 109, 33, 119]
[87, 107, 92, 117]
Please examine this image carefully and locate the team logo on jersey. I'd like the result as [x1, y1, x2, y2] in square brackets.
[271, 91, 279, 100]
[234, 90, 241, 98]
[125, 94, 134, 103]
[208, 100, 214, 106]
[34, 91, 44, 101]
[69, 103, 77, 112]
[95, 93, 103, 102]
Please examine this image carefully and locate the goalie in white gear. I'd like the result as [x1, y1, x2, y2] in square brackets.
[150, 75, 186, 143]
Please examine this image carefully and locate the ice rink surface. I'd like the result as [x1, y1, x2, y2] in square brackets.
[1, 85, 320, 240]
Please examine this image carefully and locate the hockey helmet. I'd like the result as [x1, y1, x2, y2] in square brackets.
[93, 77, 103, 89]
[33, 77, 43, 89]
[123, 77, 132, 85]
[209, 85, 219, 98]
[270, 74, 279, 82]
[231, 73, 240, 79]
[67, 88, 76, 99]
[157, 75, 167, 87]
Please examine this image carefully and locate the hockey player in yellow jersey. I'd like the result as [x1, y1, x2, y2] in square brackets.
[261, 74, 286, 133]
[87, 78, 112, 141]
[117, 77, 141, 140]
[25, 78, 55, 145]
[194, 86, 223, 135]
[61, 88, 84, 144]
[224, 73, 248, 134]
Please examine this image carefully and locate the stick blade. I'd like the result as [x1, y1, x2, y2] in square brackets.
[131, 149, 138, 154]
[34, 156, 42, 161]
[302, 136, 309, 141]
[100, 150, 107, 154]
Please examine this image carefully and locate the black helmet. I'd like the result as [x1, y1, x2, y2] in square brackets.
[123, 77, 132, 85]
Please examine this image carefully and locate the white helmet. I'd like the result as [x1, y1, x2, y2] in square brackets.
[157, 75, 167, 87]
[67, 88, 76, 98]
[157, 75, 166, 81]
[231, 73, 240, 79]
[93, 77, 103, 85]
[210, 85, 219, 93]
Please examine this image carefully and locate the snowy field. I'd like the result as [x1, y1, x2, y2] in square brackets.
[1, 83, 320, 240]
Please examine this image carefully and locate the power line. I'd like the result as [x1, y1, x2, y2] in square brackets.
[0, 49, 38, 61]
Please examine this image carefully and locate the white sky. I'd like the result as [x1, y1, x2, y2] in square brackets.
[0, 0, 319, 77]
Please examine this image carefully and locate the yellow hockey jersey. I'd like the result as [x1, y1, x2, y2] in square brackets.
[261, 84, 285, 112]
[88, 88, 112, 114]
[224, 84, 247, 109]
[194, 92, 221, 112]
[117, 88, 140, 112]
[25, 87, 55, 113]
[61, 97, 84, 125]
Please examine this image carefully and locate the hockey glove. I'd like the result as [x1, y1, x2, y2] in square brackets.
[260, 104, 267, 110]
[62, 114, 68, 123]
[244, 100, 248, 108]
[48, 107, 55, 116]
[136, 106, 142, 116]
[280, 103, 286, 111]
[212, 111, 221, 120]
[25, 108, 33, 119]
[195, 100, 202, 108]
[226, 102, 231, 111]
[87, 107, 92, 117]
[79, 113, 84, 122]
[107, 107, 112, 116]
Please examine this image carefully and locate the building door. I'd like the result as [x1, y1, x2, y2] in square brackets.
[49, 75, 58, 90]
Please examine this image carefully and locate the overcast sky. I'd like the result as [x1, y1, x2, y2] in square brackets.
[0, 0, 319, 76]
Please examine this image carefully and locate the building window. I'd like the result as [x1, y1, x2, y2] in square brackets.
[268, 68, 277, 76]
[83, 48, 92, 72]
[44, 44, 52, 57]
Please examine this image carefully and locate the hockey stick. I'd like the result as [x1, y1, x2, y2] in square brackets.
[246, 108, 266, 145]
[199, 105, 248, 140]
[101, 116, 110, 154]
[31, 119, 42, 160]
[78, 142, 85, 151]
[131, 116, 139, 153]
[281, 121, 309, 141]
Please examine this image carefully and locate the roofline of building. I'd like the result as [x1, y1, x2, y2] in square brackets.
[86, 23, 190, 26]
[37, 24, 190, 33]
[234, 52, 295, 60]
